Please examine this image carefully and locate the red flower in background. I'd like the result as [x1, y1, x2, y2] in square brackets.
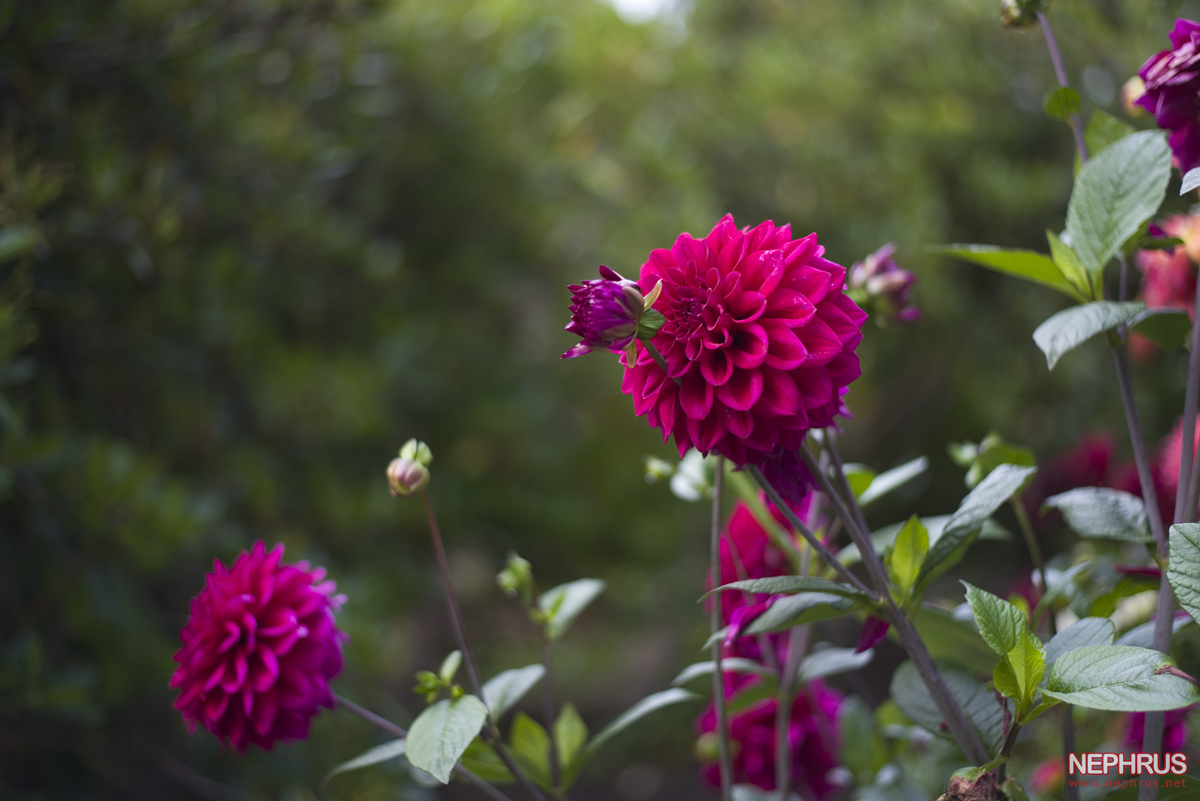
[621, 215, 867, 466]
[171, 542, 347, 752]
[1132, 214, 1200, 360]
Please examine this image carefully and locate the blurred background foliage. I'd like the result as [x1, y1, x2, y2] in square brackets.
[2, 0, 1199, 798]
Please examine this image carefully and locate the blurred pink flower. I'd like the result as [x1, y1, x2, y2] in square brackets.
[1029, 757, 1065, 795]
[1138, 19, 1200, 174]
[1132, 214, 1200, 360]
[1123, 707, 1191, 753]
[621, 214, 866, 466]
[171, 542, 347, 752]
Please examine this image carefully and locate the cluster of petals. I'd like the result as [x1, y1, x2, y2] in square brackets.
[1132, 214, 1200, 359]
[171, 542, 348, 752]
[848, 243, 920, 324]
[562, 265, 644, 358]
[1138, 19, 1200, 174]
[621, 215, 867, 466]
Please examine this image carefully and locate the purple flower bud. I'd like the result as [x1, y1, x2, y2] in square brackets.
[848, 243, 920, 324]
[387, 457, 429, 497]
[1138, 19, 1200, 174]
[562, 265, 644, 359]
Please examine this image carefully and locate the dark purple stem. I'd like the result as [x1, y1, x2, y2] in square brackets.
[710, 457, 733, 801]
[1038, 11, 1088, 163]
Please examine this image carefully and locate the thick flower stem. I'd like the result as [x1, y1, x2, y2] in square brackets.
[775, 624, 807, 801]
[420, 492, 552, 801]
[642, 340, 675, 380]
[1038, 12, 1088, 164]
[335, 695, 515, 801]
[710, 456, 734, 801]
[824, 430, 869, 536]
[746, 465, 874, 598]
[996, 722, 1022, 783]
[798, 445, 990, 766]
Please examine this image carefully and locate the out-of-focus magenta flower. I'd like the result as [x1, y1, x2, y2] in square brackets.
[562, 266, 646, 358]
[848, 244, 920, 324]
[1023, 433, 1116, 527]
[855, 615, 890, 653]
[1138, 19, 1200, 173]
[1029, 757, 1065, 796]
[1123, 707, 1191, 753]
[171, 542, 347, 752]
[697, 681, 843, 798]
[759, 447, 815, 507]
[1132, 214, 1200, 360]
[1111, 414, 1200, 525]
[621, 215, 867, 465]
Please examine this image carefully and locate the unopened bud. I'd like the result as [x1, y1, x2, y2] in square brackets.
[387, 457, 430, 497]
[496, 552, 534, 603]
[1122, 75, 1146, 117]
[1000, 0, 1045, 29]
[643, 456, 675, 483]
[399, 438, 433, 467]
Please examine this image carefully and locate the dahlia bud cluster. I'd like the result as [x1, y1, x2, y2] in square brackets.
[387, 438, 433, 497]
[999, 0, 1047, 30]
[847, 243, 920, 325]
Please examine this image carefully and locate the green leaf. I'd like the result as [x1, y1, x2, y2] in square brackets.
[671, 658, 774, 686]
[858, 456, 929, 507]
[1169, 523, 1200, 623]
[572, 688, 699, 775]
[931, 245, 1085, 301]
[460, 738, 513, 783]
[554, 703, 588, 770]
[1044, 87, 1081, 121]
[1043, 617, 1115, 673]
[323, 739, 407, 786]
[439, 650, 462, 684]
[842, 463, 876, 498]
[1065, 130, 1171, 275]
[1031, 561, 1092, 623]
[798, 646, 874, 682]
[481, 664, 545, 723]
[1007, 629, 1047, 708]
[1043, 487, 1151, 542]
[1046, 230, 1091, 298]
[1086, 110, 1137, 156]
[0, 226, 37, 263]
[538, 578, 606, 641]
[1032, 301, 1145, 370]
[915, 465, 1036, 594]
[890, 660, 1006, 752]
[1131, 307, 1192, 350]
[406, 694, 489, 784]
[731, 786, 802, 801]
[911, 604, 1000, 675]
[508, 712, 552, 787]
[1114, 614, 1193, 648]
[837, 515, 1011, 569]
[838, 696, 886, 781]
[744, 593, 860, 634]
[992, 658, 1021, 702]
[636, 308, 666, 339]
[711, 575, 871, 601]
[1044, 645, 1200, 710]
[889, 515, 928, 597]
[963, 582, 1031, 659]
[1183, 167, 1200, 195]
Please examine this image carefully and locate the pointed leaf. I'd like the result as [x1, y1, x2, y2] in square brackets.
[745, 593, 860, 634]
[1044, 617, 1115, 673]
[1044, 87, 1081, 121]
[1046, 230, 1091, 297]
[963, 582, 1030, 659]
[671, 658, 774, 686]
[439, 650, 462, 684]
[323, 739, 407, 786]
[406, 695, 489, 784]
[798, 646, 874, 682]
[1032, 301, 1145, 370]
[460, 738, 513, 783]
[711, 575, 870, 601]
[890, 515, 928, 596]
[1043, 645, 1200, 710]
[858, 457, 929, 507]
[1007, 630, 1046, 705]
[539, 579, 606, 641]
[1043, 488, 1150, 542]
[1183, 167, 1200, 195]
[1132, 307, 1192, 350]
[554, 703, 589, 770]
[911, 604, 999, 676]
[842, 463, 876, 498]
[890, 660, 1006, 752]
[932, 245, 1085, 301]
[482, 664, 545, 723]
[1115, 615, 1193, 648]
[1169, 523, 1200, 623]
[1065, 130, 1171, 274]
[572, 688, 699, 775]
[508, 712, 552, 787]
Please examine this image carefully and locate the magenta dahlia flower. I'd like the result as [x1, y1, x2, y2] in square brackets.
[171, 542, 348, 752]
[562, 265, 646, 358]
[621, 215, 866, 466]
[1138, 19, 1200, 173]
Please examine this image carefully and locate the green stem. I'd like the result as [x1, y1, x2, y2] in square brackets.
[710, 456, 733, 801]
[996, 722, 1022, 783]
[542, 639, 562, 794]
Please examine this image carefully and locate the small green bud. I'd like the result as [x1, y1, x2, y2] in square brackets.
[399, 438, 433, 466]
[643, 456, 675, 483]
[1000, 0, 1046, 29]
[450, 684, 464, 700]
[496, 552, 534, 602]
[387, 456, 430, 497]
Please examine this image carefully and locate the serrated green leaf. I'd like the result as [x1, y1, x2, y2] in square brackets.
[1032, 301, 1146, 370]
[915, 465, 1036, 593]
[1132, 307, 1192, 350]
[1046, 230, 1091, 297]
[1114, 614, 1193, 648]
[890, 660, 1006, 752]
[911, 604, 999, 675]
[1086, 110, 1137, 158]
[842, 463, 876, 498]
[1065, 130, 1171, 275]
[1044, 87, 1081, 121]
[798, 646, 874, 682]
[1043, 645, 1200, 710]
[837, 515, 1011, 569]
[323, 739, 407, 786]
[932, 245, 1085, 301]
[1031, 561, 1092, 623]
[889, 515, 928, 597]
[711, 575, 870, 601]
[745, 593, 860, 634]
[554, 703, 588, 771]
[482, 664, 545, 723]
[508, 712, 552, 787]
[1043, 487, 1151, 542]
[1007, 629, 1046, 706]
[671, 658, 774, 686]
[1169, 524, 1200, 623]
[538, 578, 606, 641]
[963, 582, 1031, 659]
[858, 456, 928, 507]
[1043, 617, 1115, 673]
[993, 658, 1020, 700]
[406, 694, 489, 784]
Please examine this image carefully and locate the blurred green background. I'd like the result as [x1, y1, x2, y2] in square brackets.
[3, 0, 1198, 798]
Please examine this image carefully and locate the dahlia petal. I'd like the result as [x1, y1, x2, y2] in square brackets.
[705, 214, 739, 255]
[740, 250, 785, 296]
[782, 232, 818, 268]
[729, 323, 769, 369]
[680, 370, 715, 420]
[730, 291, 767, 323]
[219, 621, 240, 653]
[252, 647, 280, 693]
[252, 689, 280, 736]
[205, 661, 227, 692]
[762, 320, 808, 370]
[725, 407, 755, 438]
[717, 234, 749, 275]
[687, 410, 726, 453]
[701, 348, 735, 386]
[205, 691, 230, 723]
[717, 367, 763, 411]
[765, 289, 816, 327]
[758, 368, 801, 417]
[796, 317, 841, 366]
